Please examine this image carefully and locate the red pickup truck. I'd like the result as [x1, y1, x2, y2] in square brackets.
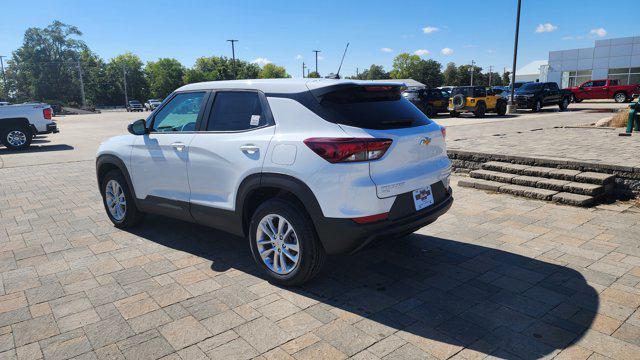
[566, 79, 640, 103]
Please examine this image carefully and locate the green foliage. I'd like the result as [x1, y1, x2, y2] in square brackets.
[106, 53, 149, 104]
[353, 64, 390, 80]
[307, 71, 321, 78]
[145, 58, 185, 99]
[502, 71, 511, 86]
[443, 62, 458, 86]
[184, 56, 260, 83]
[390, 53, 443, 88]
[258, 63, 290, 79]
[6, 20, 87, 104]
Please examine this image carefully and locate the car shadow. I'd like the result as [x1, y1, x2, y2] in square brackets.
[0, 144, 74, 154]
[128, 215, 598, 359]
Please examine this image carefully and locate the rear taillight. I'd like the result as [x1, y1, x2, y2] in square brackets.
[303, 137, 392, 163]
[43, 108, 52, 120]
[351, 212, 389, 224]
[441, 126, 446, 139]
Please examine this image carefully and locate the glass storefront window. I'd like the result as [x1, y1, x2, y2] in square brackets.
[562, 70, 592, 88]
[608, 68, 640, 85]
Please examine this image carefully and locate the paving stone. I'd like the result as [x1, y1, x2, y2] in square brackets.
[15, 342, 42, 360]
[537, 178, 572, 191]
[470, 169, 516, 183]
[564, 182, 605, 196]
[548, 168, 582, 181]
[205, 338, 258, 360]
[382, 343, 434, 360]
[481, 161, 530, 174]
[200, 309, 245, 335]
[148, 283, 191, 308]
[84, 283, 128, 307]
[235, 316, 292, 353]
[292, 341, 346, 360]
[257, 299, 301, 322]
[127, 309, 172, 334]
[553, 192, 596, 207]
[39, 329, 91, 360]
[12, 315, 60, 347]
[499, 184, 558, 201]
[113, 293, 159, 320]
[83, 315, 135, 349]
[276, 311, 323, 338]
[24, 283, 64, 305]
[57, 309, 101, 332]
[159, 316, 211, 350]
[575, 172, 616, 185]
[314, 320, 376, 356]
[121, 336, 173, 360]
[197, 330, 239, 353]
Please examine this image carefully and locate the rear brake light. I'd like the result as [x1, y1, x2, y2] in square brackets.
[441, 126, 446, 139]
[363, 86, 395, 92]
[304, 137, 392, 163]
[352, 212, 389, 224]
[43, 108, 52, 120]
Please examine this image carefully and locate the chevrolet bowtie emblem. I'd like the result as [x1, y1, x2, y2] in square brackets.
[419, 137, 431, 146]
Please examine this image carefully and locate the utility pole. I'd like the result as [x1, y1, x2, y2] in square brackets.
[488, 65, 493, 86]
[227, 39, 238, 79]
[470, 60, 475, 86]
[312, 50, 321, 75]
[356, 67, 359, 78]
[76, 60, 86, 109]
[122, 65, 129, 107]
[508, 0, 522, 113]
[0, 55, 6, 99]
[302, 62, 306, 78]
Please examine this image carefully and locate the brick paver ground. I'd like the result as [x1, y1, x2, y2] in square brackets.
[1, 160, 640, 359]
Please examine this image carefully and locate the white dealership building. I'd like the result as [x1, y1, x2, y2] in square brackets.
[545, 36, 640, 88]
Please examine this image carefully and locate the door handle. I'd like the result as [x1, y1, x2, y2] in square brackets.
[172, 142, 186, 151]
[240, 144, 259, 154]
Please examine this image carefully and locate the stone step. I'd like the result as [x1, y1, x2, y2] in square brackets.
[470, 170, 606, 196]
[458, 178, 598, 207]
[481, 161, 615, 184]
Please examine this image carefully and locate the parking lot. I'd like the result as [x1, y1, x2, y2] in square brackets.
[1, 108, 640, 359]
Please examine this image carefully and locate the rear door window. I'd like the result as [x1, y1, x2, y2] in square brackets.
[316, 85, 431, 130]
[206, 91, 267, 131]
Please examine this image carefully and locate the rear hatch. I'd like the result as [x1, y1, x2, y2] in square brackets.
[309, 83, 450, 198]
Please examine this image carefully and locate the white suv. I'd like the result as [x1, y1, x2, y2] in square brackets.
[96, 79, 452, 285]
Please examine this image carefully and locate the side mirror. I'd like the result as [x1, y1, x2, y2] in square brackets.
[127, 119, 148, 135]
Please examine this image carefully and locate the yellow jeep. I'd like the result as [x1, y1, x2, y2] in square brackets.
[448, 86, 507, 117]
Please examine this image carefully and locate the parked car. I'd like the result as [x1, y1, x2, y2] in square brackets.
[126, 100, 144, 112]
[0, 102, 10, 106]
[448, 86, 507, 117]
[492, 86, 510, 100]
[566, 79, 640, 103]
[0, 103, 58, 150]
[514, 82, 572, 112]
[96, 79, 453, 285]
[403, 88, 450, 117]
[144, 99, 162, 111]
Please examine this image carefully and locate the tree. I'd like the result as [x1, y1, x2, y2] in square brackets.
[353, 64, 390, 80]
[502, 71, 511, 86]
[145, 58, 185, 99]
[6, 20, 88, 104]
[106, 53, 149, 105]
[258, 63, 289, 79]
[183, 56, 260, 84]
[390, 53, 443, 88]
[78, 49, 110, 106]
[307, 71, 320, 78]
[443, 62, 458, 86]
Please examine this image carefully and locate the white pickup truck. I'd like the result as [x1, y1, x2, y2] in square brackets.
[0, 103, 59, 150]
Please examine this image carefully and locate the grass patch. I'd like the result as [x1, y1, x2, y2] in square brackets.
[609, 109, 631, 128]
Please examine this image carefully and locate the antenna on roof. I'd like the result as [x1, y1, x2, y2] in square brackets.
[325, 43, 349, 79]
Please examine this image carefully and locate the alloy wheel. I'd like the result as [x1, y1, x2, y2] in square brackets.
[7, 130, 27, 147]
[615, 93, 626, 103]
[105, 180, 127, 221]
[256, 214, 300, 275]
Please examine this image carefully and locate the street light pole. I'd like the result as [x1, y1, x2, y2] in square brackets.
[122, 65, 129, 108]
[227, 39, 238, 79]
[508, 0, 522, 113]
[312, 50, 321, 75]
[77, 60, 86, 109]
[470, 60, 475, 86]
[488, 65, 493, 86]
[302, 62, 306, 78]
[0, 55, 6, 99]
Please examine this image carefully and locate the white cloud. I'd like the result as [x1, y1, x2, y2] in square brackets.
[252, 57, 271, 66]
[422, 26, 439, 34]
[590, 28, 607, 37]
[380, 47, 393, 53]
[441, 48, 454, 55]
[295, 54, 303, 60]
[535, 23, 557, 33]
[413, 49, 430, 56]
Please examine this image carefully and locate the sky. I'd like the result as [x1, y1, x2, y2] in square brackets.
[0, 0, 633, 78]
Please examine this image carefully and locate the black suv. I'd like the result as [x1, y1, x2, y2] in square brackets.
[514, 82, 572, 112]
[402, 88, 450, 117]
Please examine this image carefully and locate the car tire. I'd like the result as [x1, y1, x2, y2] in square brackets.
[614, 92, 628, 103]
[496, 101, 507, 116]
[473, 103, 486, 118]
[449, 111, 460, 117]
[559, 97, 569, 111]
[532, 99, 542, 112]
[101, 169, 144, 228]
[249, 198, 325, 286]
[572, 95, 582, 103]
[1, 126, 32, 150]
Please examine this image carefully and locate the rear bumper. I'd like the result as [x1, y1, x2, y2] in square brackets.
[447, 105, 475, 112]
[35, 122, 59, 135]
[316, 183, 453, 254]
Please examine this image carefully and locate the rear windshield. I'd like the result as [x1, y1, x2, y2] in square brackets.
[316, 86, 431, 130]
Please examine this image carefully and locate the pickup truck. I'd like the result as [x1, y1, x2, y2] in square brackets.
[514, 82, 573, 112]
[0, 103, 59, 150]
[566, 79, 640, 103]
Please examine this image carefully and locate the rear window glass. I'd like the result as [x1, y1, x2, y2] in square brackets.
[317, 86, 431, 130]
